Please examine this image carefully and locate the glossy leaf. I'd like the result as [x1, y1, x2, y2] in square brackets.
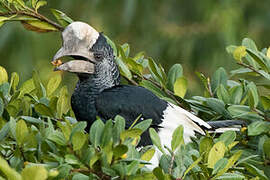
[72, 132, 87, 151]
[47, 73, 62, 97]
[149, 128, 164, 153]
[208, 141, 226, 168]
[16, 120, 28, 146]
[233, 46, 246, 62]
[171, 125, 183, 152]
[173, 77, 187, 98]
[89, 119, 104, 148]
[57, 86, 69, 118]
[167, 64, 183, 91]
[21, 166, 48, 180]
[0, 66, 8, 84]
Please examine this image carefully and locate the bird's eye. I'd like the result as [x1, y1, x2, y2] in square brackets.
[94, 53, 103, 61]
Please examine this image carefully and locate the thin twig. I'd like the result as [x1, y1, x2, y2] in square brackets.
[169, 153, 175, 175]
[0, 11, 64, 31]
[237, 62, 266, 77]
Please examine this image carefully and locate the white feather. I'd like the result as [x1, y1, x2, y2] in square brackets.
[147, 103, 210, 169]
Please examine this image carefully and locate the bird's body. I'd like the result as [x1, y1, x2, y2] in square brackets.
[52, 21, 244, 168]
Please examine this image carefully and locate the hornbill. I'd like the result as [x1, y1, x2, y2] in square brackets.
[52, 22, 244, 167]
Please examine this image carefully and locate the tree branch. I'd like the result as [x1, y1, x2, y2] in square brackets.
[0, 10, 64, 31]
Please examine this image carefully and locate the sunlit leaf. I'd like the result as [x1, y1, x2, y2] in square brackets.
[21, 166, 48, 180]
[171, 125, 183, 152]
[0, 156, 22, 180]
[208, 141, 226, 168]
[233, 46, 246, 62]
[0, 66, 8, 85]
[173, 77, 187, 98]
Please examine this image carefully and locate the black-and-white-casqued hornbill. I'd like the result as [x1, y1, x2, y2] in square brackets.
[51, 22, 243, 167]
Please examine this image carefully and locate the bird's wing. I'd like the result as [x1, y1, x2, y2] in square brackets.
[95, 85, 167, 128]
[95, 85, 212, 144]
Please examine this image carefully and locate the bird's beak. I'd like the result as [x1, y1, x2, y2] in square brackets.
[54, 60, 95, 74]
[51, 43, 96, 74]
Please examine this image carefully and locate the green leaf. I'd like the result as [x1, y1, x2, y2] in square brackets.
[153, 167, 164, 180]
[226, 45, 237, 54]
[120, 128, 143, 142]
[183, 156, 203, 179]
[115, 57, 132, 79]
[233, 46, 246, 62]
[212, 158, 228, 175]
[248, 121, 270, 136]
[171, 125, 183, 152]
[101, 120, 113, 147]
[242, 38, 258, 51]
[173, 77, 187, 98]
[218, 131, 236, 146]
[0, 123, 9, 141]
[166, 64, 183, 91]
[16, 120, 28, 146]
[46, 73, 62, 97]
[0, 156, 22, 180]
[247, 82, 259, 108]
[22, 20, 58, 32]
[261, 96, 270, 110]
[217, 84, 230, 104]
[133, 119, 152, 132]
[141, 148, 155, 162]
[19, 79, 35, 98]
[48, 131, 67, 146]
[140, 80, 167, 98]
[206, 98, 232, 118]
[72, 132, 87, 151]
[72, 173, 89, 180]
[105, 35, 117, 57]
[208, 141, 226, 168]
[113, 144, 128, 158]
[21, 116, 43, 124]
[216, 173, 245, 180]
[246, 48, 269, 72]
[0, 66, 8, 85]
[10, 72, 19, 93]
[35, 0, 47, 11]
[113, 115, 125, 143]
[57, 86, 69, 118]
[229, 86, 243, 104]
[149, 128, 164, 153]
[214, 150, 242, 178]
[148, 58, 164, 86]
[89, 119, 104, 148]
[21, 166, 48, 180]
[211, 67, 228, 93]
[51, 9, 73, 27]
[0, 98, 3, 117]
[200, 137, 214, 162]
[263, 138, 270, 159]
[57, 120, 72, 141]
[69, 121, 86, 140]
[34, 103, 54, 117]
[243, 163, 268, 180]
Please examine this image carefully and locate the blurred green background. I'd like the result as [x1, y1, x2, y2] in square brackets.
[0, 0, 270, 95]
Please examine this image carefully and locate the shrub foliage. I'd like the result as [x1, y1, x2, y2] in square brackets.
[0, 0, 270, 179]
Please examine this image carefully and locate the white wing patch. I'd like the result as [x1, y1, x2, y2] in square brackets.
[147, 103, 211, 169]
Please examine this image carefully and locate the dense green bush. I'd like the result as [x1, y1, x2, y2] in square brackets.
[0, 0, 270, 179]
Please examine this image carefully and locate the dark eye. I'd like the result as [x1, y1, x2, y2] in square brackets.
[94, 53, 103, 61]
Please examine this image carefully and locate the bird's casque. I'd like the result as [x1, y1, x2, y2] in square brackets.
[52, 21, 244, 168]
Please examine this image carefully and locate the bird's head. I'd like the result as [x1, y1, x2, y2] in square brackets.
[52, 21, 119, 85]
